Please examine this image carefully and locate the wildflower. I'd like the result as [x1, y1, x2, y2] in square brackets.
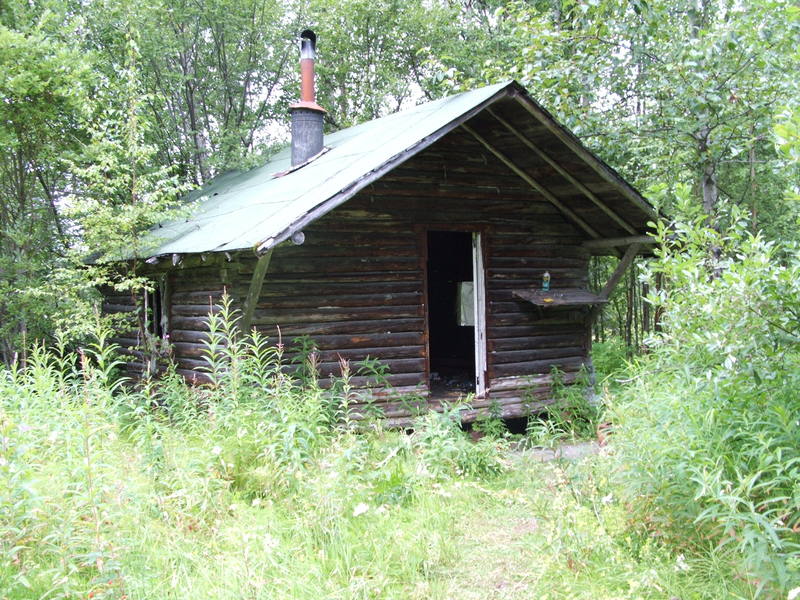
[352, 502, 369, 517]
[674, 554, 690, 572]
[263, 533, 279, 551]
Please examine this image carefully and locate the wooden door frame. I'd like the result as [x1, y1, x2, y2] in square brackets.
[417, 225, 489, 399]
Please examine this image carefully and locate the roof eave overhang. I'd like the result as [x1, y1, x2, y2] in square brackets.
[505, 82, 659, 223]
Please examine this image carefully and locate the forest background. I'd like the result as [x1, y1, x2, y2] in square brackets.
[2, 0, 799, 360]
[3, 1, 800, 597]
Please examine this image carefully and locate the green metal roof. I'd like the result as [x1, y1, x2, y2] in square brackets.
[143, 81, 513, 257]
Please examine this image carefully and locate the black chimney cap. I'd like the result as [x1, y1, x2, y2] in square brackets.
[300, 29, 316, 46]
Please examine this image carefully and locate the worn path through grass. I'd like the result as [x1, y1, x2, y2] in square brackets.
[437, 450, 754, 600]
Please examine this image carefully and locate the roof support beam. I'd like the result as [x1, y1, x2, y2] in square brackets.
[241, 249, 273, 334]
[461, 123, 601, 240]
[582, 235, 656, 250]
[487, 108, 638, 235]
[588, 243, 641, 324]
[511, 93, 658, 219]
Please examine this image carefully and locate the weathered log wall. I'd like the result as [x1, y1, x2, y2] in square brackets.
[104, 124, 593, 422]
[239, 127, 590, 420]
[104, 261, 228, 382]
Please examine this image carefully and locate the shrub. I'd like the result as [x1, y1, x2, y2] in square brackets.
[612, 205, 800, 594]
[412, 405, 508, 479]
[526, 367, 602, 446]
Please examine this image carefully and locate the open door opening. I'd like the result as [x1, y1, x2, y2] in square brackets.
[427, 231, 477, 395]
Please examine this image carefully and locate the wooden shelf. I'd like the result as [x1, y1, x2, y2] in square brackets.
[512, 287, 607, 307]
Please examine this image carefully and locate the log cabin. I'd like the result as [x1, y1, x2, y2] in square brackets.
[103, 31, 658, 426]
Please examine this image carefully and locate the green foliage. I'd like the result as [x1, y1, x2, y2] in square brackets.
[65, 24, 192, 264]
[526, 368, 602, 447]
[430, 0, 800, 234]
[472, 398, 509, 439]
[0, 301, 509, 598]
[412, 405, 509, 479]
[307, 0, 460, 126]
[0, 19, 97, 361]
[612, 207, 800, 593]
[592, 339, 629, 384]
[0, 299, 761, 598]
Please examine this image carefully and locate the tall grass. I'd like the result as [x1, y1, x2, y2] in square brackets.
[0, 296, 507, 599]
[0, 291, 762, 599]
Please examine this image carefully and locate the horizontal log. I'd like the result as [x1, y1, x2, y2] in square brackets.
[268, 256, 418, 275]
[304, 220, 420, 233]
[264, 272, 422, 283]
[102, 293, 136, 303]
[487, 246, 588, 259]
[173, 339, 426, 364]
[161, 266, 224, 280]
[260, 317, 425, 336]
[299, 229, 416, 245]
[251, 304, 422, 325]
[376, 165, 553, 185]
[244, 280, 421, 297]
[171, 289, 226, 302]
[337, 196, 549, 216]
[315, 357, 425, 377]
[488, 333, 584, 352]
[272, 243, 417, 260]
[488, 266, 585, 277]
[370, 384, 428, 399]
[459, 397, 557, 423]
[488, 324, 584, 338]
[490, 346, 586, 365]
[491, 228, 584, 239]
[110, 336, 141, 348]
[103, 303, 137, 314]
[170, 316, 211, 331]
[171, 303, 222, 316]
[330, 215, 576, 234]
[489, 256, 586, 268]
[490, 374, 556, 391]
[168, 330, 212, 343]
[492, 356, 586, 378]
[490, 278, 589, 290]
[488, 312, 585, 327]
[281, 331, 422, 350]
[315, 372, 424, 390]
[375, 395, 558, 428]
[281, 345, 424, 363]
[172, 342, 211, 358]
[254, 291, 422, 310]
[490, 300, 595, 314]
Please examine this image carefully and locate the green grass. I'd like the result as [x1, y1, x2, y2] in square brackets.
[0, 377, 753, 599]
[1, 439, 753, 600]
[0, 310, 762, 599]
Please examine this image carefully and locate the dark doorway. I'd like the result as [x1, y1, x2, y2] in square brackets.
[427, 231, 475, 394]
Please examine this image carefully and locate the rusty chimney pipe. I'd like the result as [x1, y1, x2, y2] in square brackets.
[290, 29, 325, 166]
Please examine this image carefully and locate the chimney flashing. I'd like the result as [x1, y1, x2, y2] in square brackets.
[289, 100, 326, 113]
